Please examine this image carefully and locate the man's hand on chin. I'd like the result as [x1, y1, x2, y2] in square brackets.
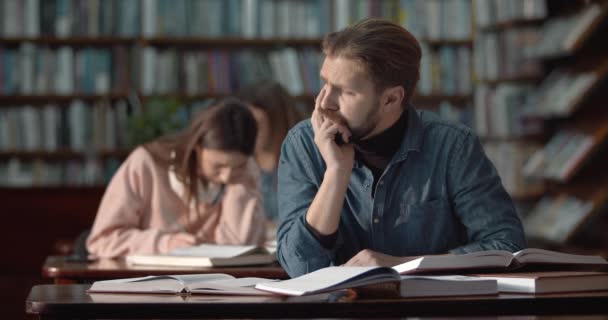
[343, 249, 423, 267]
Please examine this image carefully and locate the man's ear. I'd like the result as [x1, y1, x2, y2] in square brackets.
[381, 86, 405, 113]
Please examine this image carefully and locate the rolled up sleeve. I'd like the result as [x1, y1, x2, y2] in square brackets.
[276, 125, 339, 277]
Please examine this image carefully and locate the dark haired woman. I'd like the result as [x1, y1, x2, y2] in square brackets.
[238, 80, 304, 223]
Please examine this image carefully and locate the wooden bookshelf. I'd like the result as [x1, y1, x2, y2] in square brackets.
[140, 37, 323, 47]
[510, 187, 546, 201]
[422, 39, 473, 47]
[550, 177, 608, 244]
[476, 75, 543, 85]
[1, 37, 324, 48]
[532, 3, 608, 59]
[0, 93, 472, 106]
[478, 17, 546, 32]
[479, 133, 547, 143]
[556, 117, 608, 183]
[0, 149, 130, 160]
[412, 94, 472, 106]
[1, 37, 136, 46]
[0, 93, 130, 105]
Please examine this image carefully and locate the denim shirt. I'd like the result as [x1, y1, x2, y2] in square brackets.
[276, 107, 526, 278]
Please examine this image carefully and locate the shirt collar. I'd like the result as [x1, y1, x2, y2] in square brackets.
[393, 104, 424, 161]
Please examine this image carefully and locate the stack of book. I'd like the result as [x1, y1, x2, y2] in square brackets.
[91, 247, 608, 298]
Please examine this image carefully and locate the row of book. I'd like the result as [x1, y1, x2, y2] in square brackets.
[482, 141, 544, 198]
[524, 195, 594, 243]
[473, 84, 543, 139]
[392, 0, 472, 41]
[473, 28, 543, 82]
[472, 0, 547, 29]
[0, 157, 120, 187]
[0, 101, 131, 152]
[0, 45, 129, 95]
[529, 3, 606, 58]
[1, 0, 139, 37]
[418, 44, 472, 96]
[417, 101, 473, 129]
[523, 67, 601, 118]
[523, 130, 596, 182]
[0, 98, 221, 154]
[138, 47, 322, 96]
[0, 44, 323, 96]
[0, 0, 477, 41]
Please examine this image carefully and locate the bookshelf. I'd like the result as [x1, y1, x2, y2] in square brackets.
[0, 0, 479, 188]
[515, 0, 608, 253]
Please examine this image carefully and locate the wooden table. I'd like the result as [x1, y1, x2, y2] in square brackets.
[42, 256, 289, 284]
[26, 284, 608, 319]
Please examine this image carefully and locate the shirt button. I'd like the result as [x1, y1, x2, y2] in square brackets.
[379, 181, 384, 186]
[373, 218, 380, 224]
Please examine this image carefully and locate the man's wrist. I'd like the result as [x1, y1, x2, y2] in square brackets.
[325, 165, 352, 178]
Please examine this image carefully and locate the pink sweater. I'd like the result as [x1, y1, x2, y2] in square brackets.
[87, 147, 267, 258]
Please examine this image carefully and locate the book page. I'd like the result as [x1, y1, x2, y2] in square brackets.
[189, 277, 278, 295]
[255, 266, 399, 296]
[513, 248, 608, 265]
[393, 250, 513, 274]
[169, 244, 262, 258]
[170, 273, 235, 286]
[88, 276, 186, 293]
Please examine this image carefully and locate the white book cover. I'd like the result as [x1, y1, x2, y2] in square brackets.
[42, 104, 59, 151]
[141, 0, 157, 37]
[141, 47, 157, 95]
[3, 0, 19, 37]
[242, 0, 257, 38]
[24, 0, 40, 37]
[19, 43, 36, 94]
[68, 100, 86, 151]
[281, 48, 304, 96]
[562, 4, 603, 51]
[20, 105, 41, 151]
[55, 47, 74, 94]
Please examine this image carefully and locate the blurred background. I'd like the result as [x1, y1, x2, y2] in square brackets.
[1, 0, 607, 318]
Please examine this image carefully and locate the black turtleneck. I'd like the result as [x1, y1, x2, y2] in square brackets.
[355, 109, 408, 196]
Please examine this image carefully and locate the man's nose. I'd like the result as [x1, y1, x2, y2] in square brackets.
[320, 87, 339, 111]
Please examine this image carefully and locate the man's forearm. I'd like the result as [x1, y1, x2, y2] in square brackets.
[305, 167, 351, 235]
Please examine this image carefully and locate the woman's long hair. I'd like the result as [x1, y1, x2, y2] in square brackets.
[238, 80, 304, 163]
[144, 98, 257, 208]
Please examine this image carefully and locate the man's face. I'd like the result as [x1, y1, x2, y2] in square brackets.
[318, 55, 381, 142]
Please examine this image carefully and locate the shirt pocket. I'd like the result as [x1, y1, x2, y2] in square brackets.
[396, 198, 448, 227]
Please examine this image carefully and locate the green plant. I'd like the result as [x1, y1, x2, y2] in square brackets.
[127, 97, 188, 147]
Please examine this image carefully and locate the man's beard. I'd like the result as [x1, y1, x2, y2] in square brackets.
[316, 107, 379, 144]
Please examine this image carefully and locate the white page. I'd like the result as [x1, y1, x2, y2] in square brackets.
[170, 244, 260, 258]
[189, 277, 278, 295]
[255, 266, 397, 296]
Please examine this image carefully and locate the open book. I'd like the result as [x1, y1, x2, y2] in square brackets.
[392, 248, 607, 274]
[254, 266, 497, 297]
[126, 244, 277, 267]
[87, 273, 278, 295]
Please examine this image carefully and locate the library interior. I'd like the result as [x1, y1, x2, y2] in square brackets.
[2, 0, 608, 319]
